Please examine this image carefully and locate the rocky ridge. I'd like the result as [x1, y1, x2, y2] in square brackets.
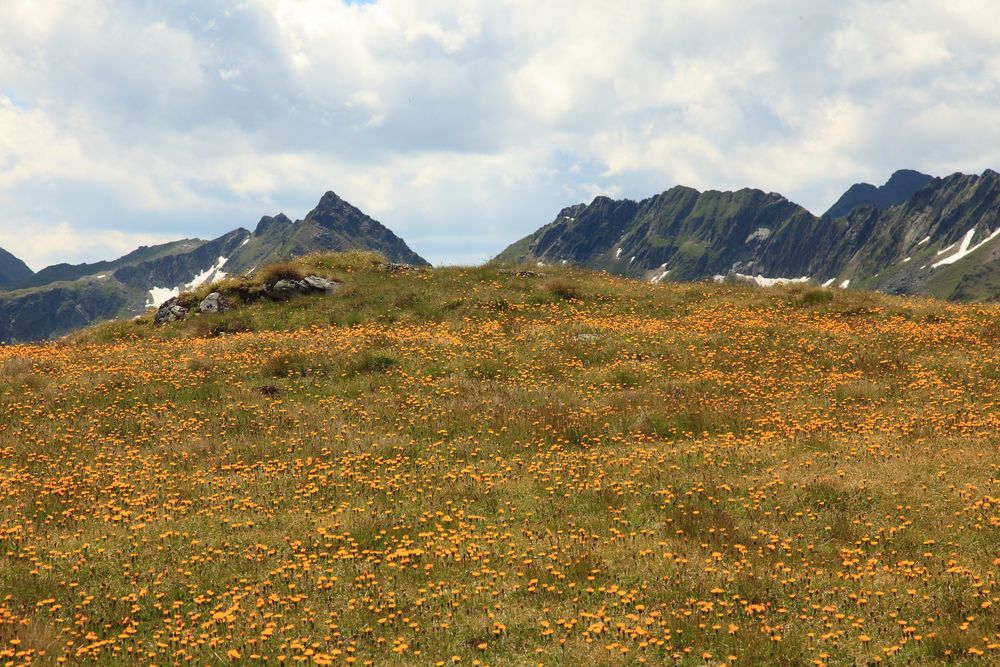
[497, 168, 1000, 301]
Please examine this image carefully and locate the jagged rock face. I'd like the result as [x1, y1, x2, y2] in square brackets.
[825, 169, 933, 218]
[0, 247, 34, 285]
[223, 191, 428, 276]
[253, 213, 293, 236]
[301, 191, 428, 268]
[497, 169, 1000, 302]
[498, 186, 822, 282]
[305, 192, 423, 262]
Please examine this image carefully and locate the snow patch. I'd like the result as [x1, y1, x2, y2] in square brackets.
[936, 240, 959, 255]
[902, 257, 911, 263]
[145, 256, 229, 309]
[931, 227, 1000, 268]
[733, 273, 810, 287]
[615, 247, 623, 258]
[839, 279, 850, 288]
[821, 278, 835, 287]
[187, 256, 229, 290]
[629, 256, 635, 264]
[650, 267, 670, 283]
[917, 235, 931, 245]
[239, 237, 250, 247]
[146, 287, 179, 309]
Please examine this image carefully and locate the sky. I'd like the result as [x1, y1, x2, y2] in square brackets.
[2, 0, 1000, 269]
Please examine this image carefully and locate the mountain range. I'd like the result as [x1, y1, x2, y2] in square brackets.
[497, 168, 1000, 301]
[6, 167, 1000, 342]
[0, 191, 426, 342]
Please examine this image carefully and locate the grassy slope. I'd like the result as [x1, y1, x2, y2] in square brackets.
[0, 252, 998, 666]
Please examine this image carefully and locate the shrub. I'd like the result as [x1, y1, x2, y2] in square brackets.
[795, 287, 835, 305]
[546, 278, 582, 301]
[257, 262, 305, 285]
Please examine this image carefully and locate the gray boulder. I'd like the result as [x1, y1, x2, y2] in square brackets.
[302, 275, 340, 292]
[270, 279, 310, 299]
[199, 292, 226, 314]
[155, 297, 188, 324]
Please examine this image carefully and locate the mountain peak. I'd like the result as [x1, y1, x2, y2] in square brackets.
[273, 190, 429, 267]
[254, 213, 292, 236]
[253, 213, 292, 236]
[306, 192, 365, 226]
[316, 190, 349, 209]
[889, 168, 928, 180]
[0, 246, 34, 284]
[825, 169, 933, 218]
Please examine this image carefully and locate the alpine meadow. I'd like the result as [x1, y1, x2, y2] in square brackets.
[0, 253, 997, 666]
[4, 2, 1000, 666]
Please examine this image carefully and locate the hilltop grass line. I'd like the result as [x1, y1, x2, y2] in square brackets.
[0, 251, 997, 665]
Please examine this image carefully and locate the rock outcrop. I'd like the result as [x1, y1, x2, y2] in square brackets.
[154, 276, 342, 325]
[154, 298, 188, 324]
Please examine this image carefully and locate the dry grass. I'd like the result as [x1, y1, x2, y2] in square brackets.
[255, 261, 306, 284]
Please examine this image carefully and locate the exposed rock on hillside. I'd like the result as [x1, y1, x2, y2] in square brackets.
[153, 275, 342, 325]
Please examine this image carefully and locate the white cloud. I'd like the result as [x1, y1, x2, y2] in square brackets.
[0, 221, 174, 271]
[405, 13, 480, 54]
[1, 0, 1000, 269]
[0, 96, 91, 187]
